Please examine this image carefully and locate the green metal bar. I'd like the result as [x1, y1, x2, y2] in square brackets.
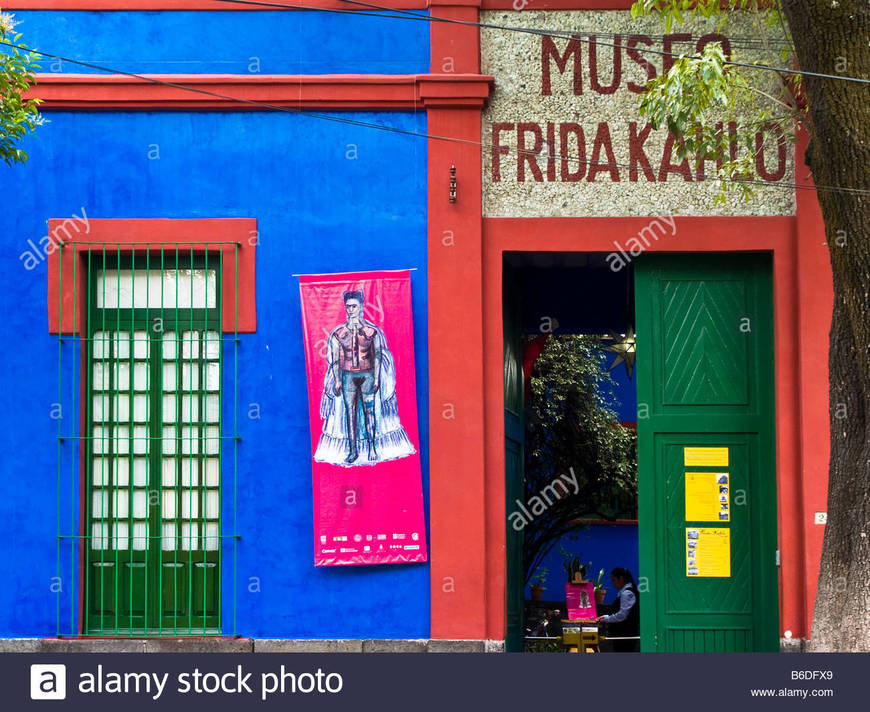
[69, 243, 77, 635]
[218, 247, 223, 636]
[56, 235, 63, 638]
[159, 245, 166, 637]
[188, 245, 194, 635]
[145, 246, 151, 632]
[84, 250, 93, 636]
[202, 247, 208, 634]
[129, 248, 135, 635]
[233, 243, 239, 637]
[174, 244, 180, 636]
[100, 243, 107, 635]
[114, 243, 121, 636]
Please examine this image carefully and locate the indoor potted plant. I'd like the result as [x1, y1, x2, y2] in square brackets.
[593, 568, 607, 605]
[561, 551, 590, 584]
[530, 568, 548, 601]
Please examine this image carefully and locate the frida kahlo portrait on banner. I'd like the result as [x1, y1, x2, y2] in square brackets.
[314, 288, 416, 466]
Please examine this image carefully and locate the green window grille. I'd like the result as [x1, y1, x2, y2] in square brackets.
[54, 243, 241, 637]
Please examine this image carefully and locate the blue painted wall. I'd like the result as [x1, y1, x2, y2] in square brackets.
[11, 11, 429, 75]
[527, 524, 639, 609]
[0, 108, 429, 638]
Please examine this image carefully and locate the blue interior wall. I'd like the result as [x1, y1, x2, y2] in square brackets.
[0, 108, 429, 638]
[520, 264, 638, 604]
[527, 524, 639, 609]
[11, 11, 429, 74]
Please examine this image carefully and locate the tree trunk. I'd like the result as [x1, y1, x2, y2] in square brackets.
[781, 1, 870, 651]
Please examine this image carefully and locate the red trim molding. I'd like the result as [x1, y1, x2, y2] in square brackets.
[480, 0, 633, 7]
[47, 218, 257, 334]
[3, 1, 427, 9]
[4, 0, 633, 7]
[30, 74, 493, 111]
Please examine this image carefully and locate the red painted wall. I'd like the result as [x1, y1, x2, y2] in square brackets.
[425, 2, 833, 643]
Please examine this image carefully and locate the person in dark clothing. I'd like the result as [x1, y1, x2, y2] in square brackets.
[596, 567, 640, 652]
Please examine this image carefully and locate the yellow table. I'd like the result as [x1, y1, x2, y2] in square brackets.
[560, 620, 602, 653]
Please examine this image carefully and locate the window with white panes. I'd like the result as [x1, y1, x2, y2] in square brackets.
[86, 255, 221, 634]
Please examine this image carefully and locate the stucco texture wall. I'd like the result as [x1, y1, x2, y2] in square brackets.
[0, 107, 430, 639]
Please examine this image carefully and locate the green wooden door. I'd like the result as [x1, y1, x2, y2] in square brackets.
[635, 253, 778, 652]
[85, 255, 222, 635]
[504, 265, 526, 652]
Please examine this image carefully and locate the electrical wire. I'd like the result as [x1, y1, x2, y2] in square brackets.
[2, 38, 868, 197]
[215, 0, 870, 85]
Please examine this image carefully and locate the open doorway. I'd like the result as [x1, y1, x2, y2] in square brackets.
[503, 250, 779, 653]
[503, 252, 639, 653]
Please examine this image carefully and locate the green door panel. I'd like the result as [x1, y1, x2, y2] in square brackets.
[85, 255, 221, 635]
[504, 264, 526, 652]
[636, 254, 777, 653]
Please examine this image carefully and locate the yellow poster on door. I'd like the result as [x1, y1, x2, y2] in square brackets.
[685, 472, 730, 522]
[684, 446, 729, 467]
[686, 528, 731, 577]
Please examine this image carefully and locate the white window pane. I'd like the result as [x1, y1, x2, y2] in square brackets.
[114, 394, 129, 422]
[113, 490, 129, 519]
[181, 395, 199, 422]
[162, 395, 176, 423]
[205, 491, 219, 520]
[205, 426, 220, 455]
[133, 425, 148, 454]
[133, 331, 148, 360]
[163, 332, 177, 360]
[114, 521, 129, 550]
[181, 426, 200, 454]
[181, 459, 198, 487]
[162, 523, 176, 550]
[93, 458, 108, 486]
[182, 363, 199, 391]
[205, 459, 219, 487]
[132, 489, 148, 518]
[181, 491, 199, 519]
[205, 522, 219, 551]
[162, 426, 176, 455]
[97, 269, 216, 309]
[114, 332, 130, 360]
[91, 522, 109, 550]
[113, 457, 129, 487]
[133, 395, 148, 422]
[133, 363, 148, 391]
[132, 458, 148, 487]
[131, 521, 147, 551]
[162, 458, 176, 486]
[93, 363, 109, 390]
[92, 426, 108, 454]
[114, 426, 130, 455]
[182, 331, 200, 360]
[162, 363, 176, 391]
[205, 362, 220, 391]
[205, 395, 220, 423]
[92, 332, 110, 359]
[92, 396, 108, 422]
[204, 331, 220, 360]
[92, 490, 107, 518]
[114, 362, 130, 391]
[180, 522, 198, 550]
[162, 490, 176, 519]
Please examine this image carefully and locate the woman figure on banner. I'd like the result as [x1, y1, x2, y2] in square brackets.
[315, 288, 415, 466]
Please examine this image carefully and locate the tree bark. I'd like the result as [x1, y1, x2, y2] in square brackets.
[781, 0, 870, 651]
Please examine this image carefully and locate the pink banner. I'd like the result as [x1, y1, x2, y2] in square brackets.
[299, 270, 427, 566]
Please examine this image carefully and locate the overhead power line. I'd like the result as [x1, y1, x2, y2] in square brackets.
[2, 39, 868, 198]
[215, 0, 870, 85]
